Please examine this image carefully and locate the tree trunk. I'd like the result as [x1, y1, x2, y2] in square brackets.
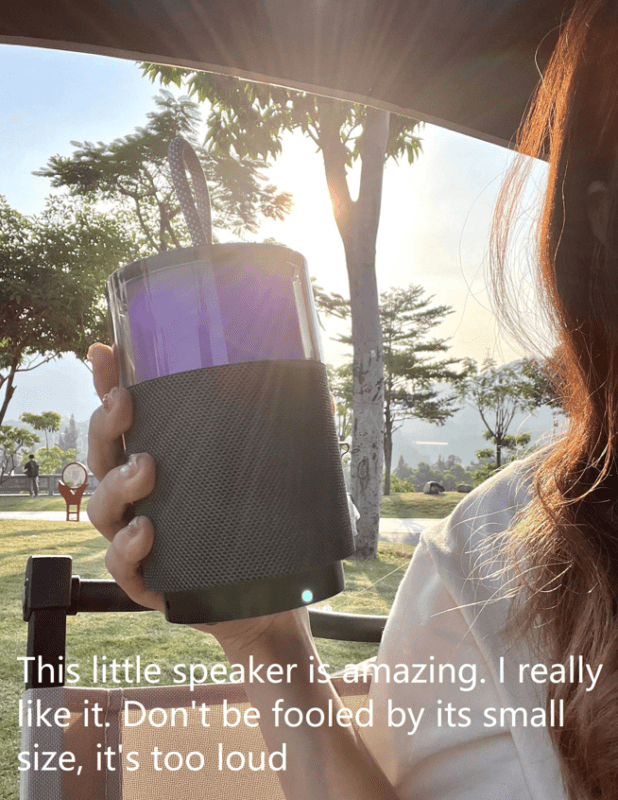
[318, 102, 389, 558]
[383, 414, 393, 496]
[345, 109, 389, 558]
[496, 442, 502, 469]
[346, 240, 384, 557]
[0, 356, 19, 426]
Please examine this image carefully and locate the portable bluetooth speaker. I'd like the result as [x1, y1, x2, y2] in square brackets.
[106, 138, 355, 624]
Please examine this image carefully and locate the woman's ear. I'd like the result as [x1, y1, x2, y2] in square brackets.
[587, 180, 609, 244]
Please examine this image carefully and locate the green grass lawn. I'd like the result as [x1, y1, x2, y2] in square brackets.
[0, 519, 414, 800]
[0, 495, 88, 519]
[0, 495, 91, 511]
[380, 490, 464, 518]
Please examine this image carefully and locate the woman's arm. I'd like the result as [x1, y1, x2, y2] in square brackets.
[86, 343, 401, 800]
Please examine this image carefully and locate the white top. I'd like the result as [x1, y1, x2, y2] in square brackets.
[362, 452, 569, 800]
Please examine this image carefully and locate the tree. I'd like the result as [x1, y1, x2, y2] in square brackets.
[445, 454, 462, 470]
[142, 67, 424, 558]
[58, 414, 78, 452]
[470, 430, 532, 486]
[461, 358, 539, 469]
[394, 455, 413, 482]
[0, 426, 39, 484]
[0, 195, 137, 425]
[521, 355, 565, 431]
[318, 285, 470, 496]
[31, 446, 77, 474]
[379, 287, 469, 494]
[411, 462, 443, 493]
[20, 411, 61, 451]
[36, 91, 292, 253]
[442, 461, 472, 491]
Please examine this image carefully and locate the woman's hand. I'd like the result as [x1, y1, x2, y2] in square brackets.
[86, 343, 163, 612]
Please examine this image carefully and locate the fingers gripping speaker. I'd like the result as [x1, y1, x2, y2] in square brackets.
[124, 360, 355, 623]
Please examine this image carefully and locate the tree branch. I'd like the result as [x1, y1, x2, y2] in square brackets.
[18, 354, 57, 372]
[315, 98, 354, 239]
[357, 108, 390, 242]
[132, 198, 158, 252]
[477, 403, 496, 440]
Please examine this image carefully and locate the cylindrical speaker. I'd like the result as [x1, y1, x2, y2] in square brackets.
[107, 243, 355, 624]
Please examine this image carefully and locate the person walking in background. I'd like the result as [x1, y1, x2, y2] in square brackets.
[24, 454, 39, 497]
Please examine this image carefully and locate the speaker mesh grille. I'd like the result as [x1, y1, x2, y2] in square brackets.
[125, 361, 354, 593]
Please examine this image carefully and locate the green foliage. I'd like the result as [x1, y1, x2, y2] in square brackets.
[389, 474, 415, 493]
[20, 411, 61, 450]
[36, 91, 292, 249]
[1, 197, 135, 358]
[58, 414, 78, 452]
[379, 286, 469, 427]
[460, 357, 539, 468]
[441, 460, 472, 491]
[409, 462, 443, 492]
[469, 430, 533, 487]
[312, 279, 350, 323]
[20, 411, 61, 431]
[316, 284, 470, 494]
[0, 194, 137, 424]
[0, 426, 39, 483]
[388, 455, 476, 493]
[389, 439, 540, 494]
[521, 356, 563, 412]
[318, 284, 470, 427]
[468, 447, 498, 486]
[32, 446, 77, 474]
[394, 455, 414, 481]
[140, 68, 423, 168]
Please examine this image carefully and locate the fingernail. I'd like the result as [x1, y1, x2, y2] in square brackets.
[87, 344, 97, 362]
[103, 387, 119, 411]
[119, 454, 139, 478]
[127, 516, 144, 536]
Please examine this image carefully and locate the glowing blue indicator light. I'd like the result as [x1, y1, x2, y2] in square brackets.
[301, 589, 313, 603]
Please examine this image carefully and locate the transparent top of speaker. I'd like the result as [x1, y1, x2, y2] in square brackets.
[107, 243, 323, 387]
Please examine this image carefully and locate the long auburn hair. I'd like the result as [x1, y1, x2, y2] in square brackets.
[490, 1, 618, 797]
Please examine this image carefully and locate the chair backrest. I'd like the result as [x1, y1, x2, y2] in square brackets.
[20, 677, 370, 800]
[20, 555, 381, 799]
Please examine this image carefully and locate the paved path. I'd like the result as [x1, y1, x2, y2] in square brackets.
[377, 517, 438, 545]
[0, 511, 437, 545]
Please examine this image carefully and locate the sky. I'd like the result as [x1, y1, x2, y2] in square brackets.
[0, 44, 550, 423]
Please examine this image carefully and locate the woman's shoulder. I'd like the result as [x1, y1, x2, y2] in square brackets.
[375, 445, 567, 800]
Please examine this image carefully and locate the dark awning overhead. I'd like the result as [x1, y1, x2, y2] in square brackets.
[0, 0, 574, 149]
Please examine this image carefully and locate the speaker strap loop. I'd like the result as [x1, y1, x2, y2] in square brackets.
[168, 137, 213, 247]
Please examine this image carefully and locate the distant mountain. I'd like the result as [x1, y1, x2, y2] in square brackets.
[391, 399, 560, 469]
